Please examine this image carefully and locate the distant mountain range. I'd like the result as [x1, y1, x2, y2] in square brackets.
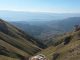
[11, 17, 80, 46]
[0, 11, 80, 21]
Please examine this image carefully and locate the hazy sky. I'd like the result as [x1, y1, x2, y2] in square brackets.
[0, 0, 80, 13]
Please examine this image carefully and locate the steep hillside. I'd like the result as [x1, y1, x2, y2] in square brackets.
[38, 29, 80, 60]
[0, 19, 42, 60]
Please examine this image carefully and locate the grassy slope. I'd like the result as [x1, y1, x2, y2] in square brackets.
[0, 19, 41, 60]
[0, 55, 19, 60]
[38, 30, 80, 60]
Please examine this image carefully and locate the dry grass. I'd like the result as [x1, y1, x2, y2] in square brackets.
[38, 31, 80, 60]
[0, 55, 20, 60]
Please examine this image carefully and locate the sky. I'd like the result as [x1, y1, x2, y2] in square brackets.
[0, 0, 80, 13]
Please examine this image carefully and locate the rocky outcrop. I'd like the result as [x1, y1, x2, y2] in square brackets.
[30, 54, 48, 60]
[74, 25, 80, 32]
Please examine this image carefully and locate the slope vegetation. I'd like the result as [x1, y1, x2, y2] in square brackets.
[38, 30, 80, 60]
[0, 19, 41, 60]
